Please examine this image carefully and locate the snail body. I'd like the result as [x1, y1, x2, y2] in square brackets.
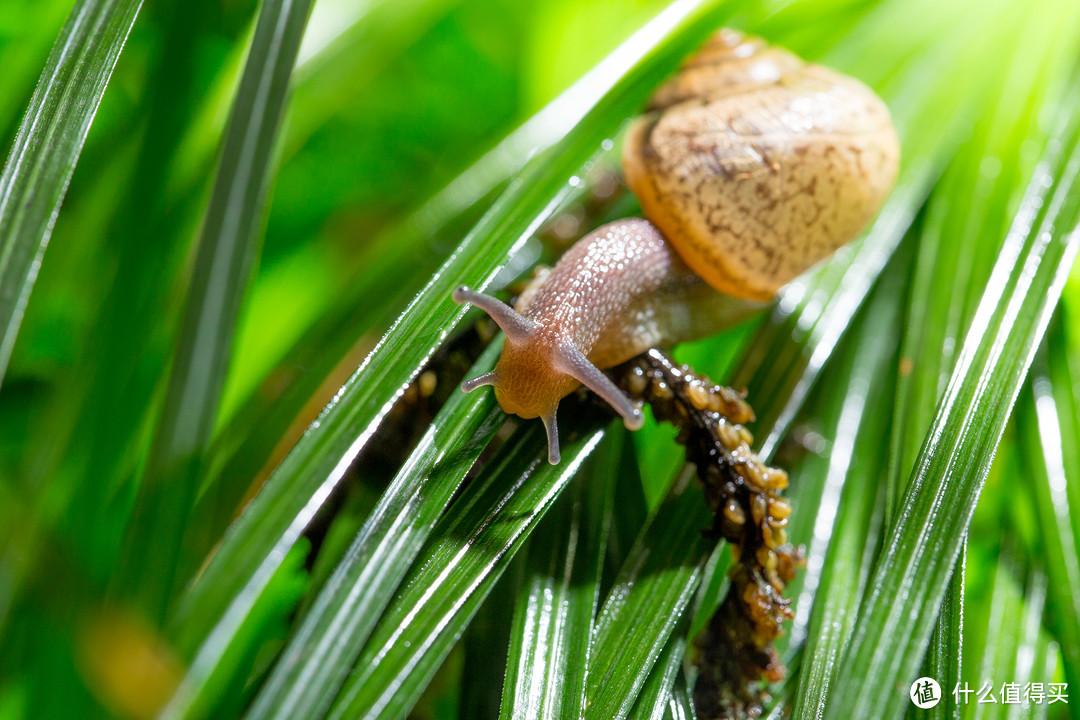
[454, 30, 900, 463]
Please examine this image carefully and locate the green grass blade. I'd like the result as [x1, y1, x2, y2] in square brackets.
[912, 551, 964, 720]
[1021, 325, 1080, 692]
[584, 469, 714, 720]
[884, 0, 1071, 525]
[116, 0, 315, 623]
[966, 559, 1046, 720]
[823, 88, 1080, 720]
[789, 268, 899, 719]
[666, 673, 696, 720]
[323, 425, 606, 720]
[165, 0, 742, 708]
[499, 431, 618, 720]
[239, 342, 503, 720]
[0, 0, 143, 386]
[626, 628, 689, 720]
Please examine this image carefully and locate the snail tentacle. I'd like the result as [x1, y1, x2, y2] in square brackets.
[554, 342, 644, 431]
[540, 411, 560, 465]
[460, 371, 497, 392]
[452, 286, 535, 343]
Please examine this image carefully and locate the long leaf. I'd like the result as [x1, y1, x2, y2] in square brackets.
[324, 425, 606, 720]
[584, 468, 714, 720]
[240, 342, 503, 720]
[823, 83, 1080, 720]
[1021, 325, 1080, 693]
[789, 264, 899, 719]
[116, 0, 315, 623]
[0, 0, 143, 385]
[499, 431, 618, 720]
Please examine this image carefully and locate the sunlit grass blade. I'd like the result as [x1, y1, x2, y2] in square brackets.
[240, 342, 503, 720]
[459, 557, 519, 720]
[823, 85, 1080, 720]
[790, 468, 882, 720]
[165, 0, 743, 711]
[788, 268, 898, 719]
[966, 558, 1048, 719]
[665, 673, 695, 720]
[499, 432, 618, 720]
[880, 6, 1074, 706]
[323, 425, 606, 720]
[1020, 323, 1080, 693]
[884, 0, 1073, 525]
[115, 0, 315, 623]
[625, 625, 689, 720]
[0, 0, 143, 386]
[912, 551, 964, 720]
[584, 468, 714, 720]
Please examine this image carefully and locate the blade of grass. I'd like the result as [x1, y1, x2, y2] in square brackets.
[1020, 325, 1080, 693]
[823, 83, 1080, 720]
[0, 0, 143, 386]
[458, 551, 521, 720]
[884, 5, 1074, 703]
[163, 0, 745, 712]
[789, 267, 898, 719]
[664, 674, 695, 720]
[972, 555, 1024, 720]
[626, 624, 689, 720]
[115, 0, 315, 624]
[777, 255, 904, 656]
[912, 551, 965, 720]
[967, 557, 1046, 720]
[584, 467, 714, 720]
[499, 430, 619, 720]
[1015, 572, 1050, 720]
[885, 0, 1071, 525]
[239, 342, 503, 720]
[323, 425, 606, 720]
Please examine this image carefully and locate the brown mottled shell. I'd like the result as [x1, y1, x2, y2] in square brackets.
[623, 29, 900, 301]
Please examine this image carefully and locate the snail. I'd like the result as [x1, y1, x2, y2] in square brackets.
[453, 29, 900, 464]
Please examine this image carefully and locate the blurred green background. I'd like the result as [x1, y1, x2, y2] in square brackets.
[1, 0, 1079, 719]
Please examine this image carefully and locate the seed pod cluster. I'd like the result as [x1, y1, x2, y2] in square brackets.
[611, 349, 803, 719]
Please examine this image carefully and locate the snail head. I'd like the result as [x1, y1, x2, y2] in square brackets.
[452, 286, 643, 464]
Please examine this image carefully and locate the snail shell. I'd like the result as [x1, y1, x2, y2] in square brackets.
[453, 29, 900, 463]
[624, 29, 899, 300]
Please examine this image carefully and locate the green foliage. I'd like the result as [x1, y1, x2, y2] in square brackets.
[1, 0, 1079, 718]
